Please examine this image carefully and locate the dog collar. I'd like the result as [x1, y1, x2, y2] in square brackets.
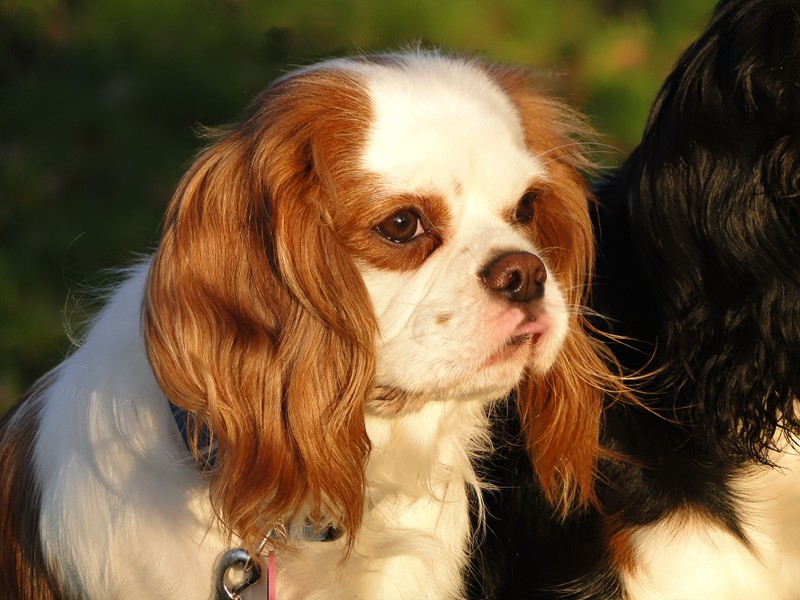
[169, 400, 217, 470]
[168, 400, 342, 544]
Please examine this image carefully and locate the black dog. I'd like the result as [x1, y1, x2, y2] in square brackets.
[470, 0, 800, 597]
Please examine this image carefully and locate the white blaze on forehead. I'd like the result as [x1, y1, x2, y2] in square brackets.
[356, 55, 546, 202]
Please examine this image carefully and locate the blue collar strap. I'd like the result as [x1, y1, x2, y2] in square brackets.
[169, 400, 217, 471]
[168, 400, 342, 544]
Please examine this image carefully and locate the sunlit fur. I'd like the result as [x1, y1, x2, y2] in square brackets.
[470, 1, 800, 598]
[0, 51, 622, 599]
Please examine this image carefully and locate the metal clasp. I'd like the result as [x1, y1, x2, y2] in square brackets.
[213, 548, 263, 600]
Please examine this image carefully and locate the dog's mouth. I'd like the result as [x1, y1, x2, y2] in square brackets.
[483, 332, 540, 367]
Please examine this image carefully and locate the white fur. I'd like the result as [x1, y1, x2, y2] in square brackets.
[36, 267, 224, 599]
[360, 55, 566, 393]
[622, 442, 800, 600]
[31, 54, 568, 599]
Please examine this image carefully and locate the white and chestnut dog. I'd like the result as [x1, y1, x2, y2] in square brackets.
[0, 51, 621, 599]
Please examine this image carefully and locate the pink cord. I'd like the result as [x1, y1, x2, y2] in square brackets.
[268, 551, 276, 600]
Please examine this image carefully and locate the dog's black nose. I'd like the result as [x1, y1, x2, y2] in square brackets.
[480, 251, 547, 303]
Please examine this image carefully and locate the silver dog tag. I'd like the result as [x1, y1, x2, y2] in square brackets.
[213, 548, 262, 600]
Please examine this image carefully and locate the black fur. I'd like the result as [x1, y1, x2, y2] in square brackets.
[469, 0, 800, 597]
[612, 0, 800, 461]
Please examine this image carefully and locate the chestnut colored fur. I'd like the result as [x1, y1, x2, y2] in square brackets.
[144, 69, 378, 553]
[0, 380, 69, 600]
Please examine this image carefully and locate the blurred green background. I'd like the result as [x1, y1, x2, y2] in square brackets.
[1, 0, 716, 413]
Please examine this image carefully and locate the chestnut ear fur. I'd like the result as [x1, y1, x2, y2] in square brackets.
[143, 69, 377, 551]
[489, 65, 627, 513]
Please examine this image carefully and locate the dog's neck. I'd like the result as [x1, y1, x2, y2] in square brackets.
[364, 396, 492, 500]
[168, 390, 494, 535]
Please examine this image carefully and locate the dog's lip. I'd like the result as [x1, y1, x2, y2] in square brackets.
[483, 314, 549, 368]
[512, 315, 549, 338]
[483, 331, 541, 367]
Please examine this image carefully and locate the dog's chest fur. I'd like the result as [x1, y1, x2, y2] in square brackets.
[733, 442, 800, 596]
[272, 402, 488, 600]
[622, 440, 800, 599]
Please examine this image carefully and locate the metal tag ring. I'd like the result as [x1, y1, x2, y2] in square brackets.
[213, 548, 263, 600]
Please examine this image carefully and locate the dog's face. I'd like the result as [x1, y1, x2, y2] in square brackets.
[335, 59, 570, 408]
[143, 52, 611, 549]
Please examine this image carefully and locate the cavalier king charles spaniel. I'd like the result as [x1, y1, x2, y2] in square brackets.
[470, 0, 800, 598]
[0, 51, 623, 599]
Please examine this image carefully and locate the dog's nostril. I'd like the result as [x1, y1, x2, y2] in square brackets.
[480, 251, 547, 303]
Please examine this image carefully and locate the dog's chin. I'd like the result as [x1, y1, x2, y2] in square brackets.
[368, 334, 549, 416]
[367, 386, 427, 416]
[367, 381, 519, 417]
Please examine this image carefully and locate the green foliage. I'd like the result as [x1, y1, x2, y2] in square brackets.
[0, 0, 715, 411]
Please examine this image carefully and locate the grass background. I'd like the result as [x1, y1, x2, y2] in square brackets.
[1, 0, 716, 412]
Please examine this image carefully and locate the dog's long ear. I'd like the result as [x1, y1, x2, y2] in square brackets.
[143, 69, 376, 551]
[488, 66, 624, 513]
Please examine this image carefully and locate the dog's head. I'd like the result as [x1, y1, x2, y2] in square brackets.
[143, 52, 617, 550]
[611, 0, 800, 459]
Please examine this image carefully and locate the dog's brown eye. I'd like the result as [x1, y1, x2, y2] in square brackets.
[514, 190, 538, 224]
[376, 209, 423, 243]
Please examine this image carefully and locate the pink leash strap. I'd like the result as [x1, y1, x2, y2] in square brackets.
[267, 550, 276, 600]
